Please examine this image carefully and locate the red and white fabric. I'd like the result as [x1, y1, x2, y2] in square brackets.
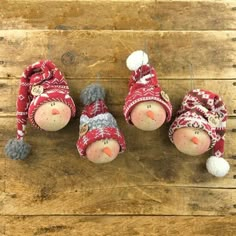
[16, 60, 76, 140]
[123, 64, 172, 124]
[169, 89, 227, 158]
[77, 100, 126, 156]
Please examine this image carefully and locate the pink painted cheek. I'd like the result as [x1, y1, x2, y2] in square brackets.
[155, 111, 166, 128]
[110, 141, 120, 159]
[86, 144, 101, 163]
[34, 107, 49, 125]
[34, 112, 43, 124]
[198, 142, 210, 154]
[131, 109, 144, 124]
[60, 109, 71, 122]
[195, 135, 211, 154]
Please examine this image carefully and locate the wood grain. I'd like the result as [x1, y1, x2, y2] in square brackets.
[0, 158, 5, 216]
[0, 31, 235, 79]
[0, 0, 236, 30]
[0, 116, 235, 195]
[0, 78, 236, 117]
[0, 216, 235, 236]
[1, 182, 236, 215]
[0, 0, 236, 233]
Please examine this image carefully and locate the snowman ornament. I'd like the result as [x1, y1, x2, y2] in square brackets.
[5, 60, 76, 160]
[123, 50, 172, 131]
[169, 89, 230, 177]
[76, 84, 126, 164]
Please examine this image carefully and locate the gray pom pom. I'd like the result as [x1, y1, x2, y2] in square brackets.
[80, 83, 105, 105]
[4, 139, 31, 160]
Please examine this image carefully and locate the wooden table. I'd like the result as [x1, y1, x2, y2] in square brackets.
[0, 0, 236, 235]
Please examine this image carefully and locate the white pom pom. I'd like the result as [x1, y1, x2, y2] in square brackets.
[206, 156, 230, 177]
[126, 50, 149, 71]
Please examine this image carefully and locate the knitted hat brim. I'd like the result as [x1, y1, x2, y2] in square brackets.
[76, 127, 126, 156]
[124, 88, 172, 124]
[169, 113, 217, 149]
[28, 90, 76, 129]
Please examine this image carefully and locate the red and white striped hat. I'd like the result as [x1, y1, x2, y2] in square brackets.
[123, 50, 172, 124]
[169, 89, 230, 177]
[5, 60, 76, 160]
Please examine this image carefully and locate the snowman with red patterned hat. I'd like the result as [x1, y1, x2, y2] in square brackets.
[123, 50, 172, 131]
[5, 60, 76, 160]
[169, 89, 230, 177]
[76, 84, 126, 164]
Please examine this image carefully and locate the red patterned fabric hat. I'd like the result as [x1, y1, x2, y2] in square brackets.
[18, 60, 76, 136]
[169, 89, 230, 177]
[5, 60, 76, 160]
[123, 50, 172, 124]
[76, 84, 126, 157]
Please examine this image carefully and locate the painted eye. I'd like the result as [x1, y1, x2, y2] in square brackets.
[194, 130, 200, 135]
[147, 104, 152, 108]
[104, 140, 108, 145]
[51, 102, 56, 106]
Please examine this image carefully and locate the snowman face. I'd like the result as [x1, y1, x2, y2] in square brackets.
[172, 127, 211, 156]
[130, 101, 166, 131]
[34, 101, 71, 131]
[86, 139, 120, 164]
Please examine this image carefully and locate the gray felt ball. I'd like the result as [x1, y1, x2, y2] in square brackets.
[4, 139, 31, 160]
[80, 83, 105, 105]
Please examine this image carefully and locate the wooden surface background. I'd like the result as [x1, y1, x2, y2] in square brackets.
[0, 0, 236, 235]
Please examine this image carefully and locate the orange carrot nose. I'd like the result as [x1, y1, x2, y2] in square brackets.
[51, 108, 60, 115]
[191, 136, 199, 144]
[146, 110, 155, 120]
[103, 147, 112, 157]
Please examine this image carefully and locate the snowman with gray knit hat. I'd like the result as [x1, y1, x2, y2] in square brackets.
[76, 84, 126, 164]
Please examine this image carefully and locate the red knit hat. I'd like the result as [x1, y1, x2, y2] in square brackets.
[5, 60, 76, 160]
[169, 89, 229, 177]
[76, 84, 126, 157]
[123, 50, 172, 124]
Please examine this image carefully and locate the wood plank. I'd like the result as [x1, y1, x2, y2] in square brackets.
[0, 79, 15, 116]
[0, 0, 236, 30]
[0, 116, 235, 193]
[0, 0, 235, 227]
[0, 129, 5, 194]
[0, 130, 6, 215]
[0, 216, 236, 236]
[0, 31, 235, 79]
[0, 160, 5, 193]
[1, 78, 236, 116]
[1, 183, 236, 215]
[0, 187, 5, 218]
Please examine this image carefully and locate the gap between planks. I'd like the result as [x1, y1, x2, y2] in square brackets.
[7, 0, 236, 3]
[0, 29, 236, 32]
[1, 214, 236, 217]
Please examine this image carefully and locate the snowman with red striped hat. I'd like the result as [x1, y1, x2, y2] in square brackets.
[5, 60, 76, 160]
[123, 50, 172, 131]
[169, 89, 230, 177]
